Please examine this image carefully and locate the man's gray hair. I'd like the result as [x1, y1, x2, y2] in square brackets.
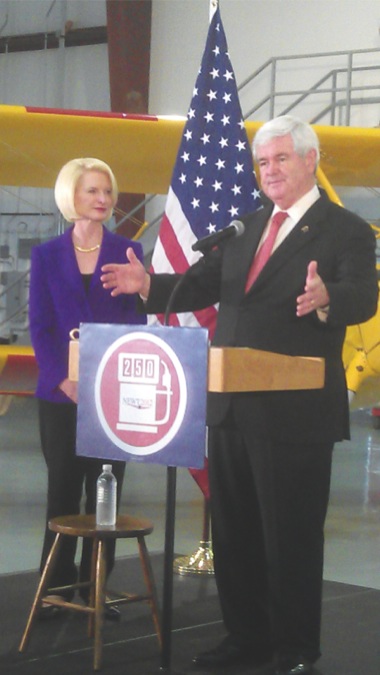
[252, 115, 320, 166]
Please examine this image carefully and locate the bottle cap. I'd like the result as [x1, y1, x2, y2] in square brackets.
[102, 464, 112, 471]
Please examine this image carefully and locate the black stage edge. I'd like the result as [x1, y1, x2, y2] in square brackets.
[1, 554, 380, 674]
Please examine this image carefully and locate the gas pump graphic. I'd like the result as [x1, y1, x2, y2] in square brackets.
[116, 352, 172, 434]
[79, 325, 207, 464]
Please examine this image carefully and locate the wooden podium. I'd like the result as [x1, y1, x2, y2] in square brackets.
[207, 346, 324, 392]
[69, 338, 325, 391]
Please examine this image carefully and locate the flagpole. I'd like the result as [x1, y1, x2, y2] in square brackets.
[151, 1, 262, 669]
[209, 0, 218, 22]
[159, 464, 177, 672]
[173, 497, 214, 576]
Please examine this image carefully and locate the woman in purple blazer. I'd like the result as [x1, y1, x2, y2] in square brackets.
[29, 158, 146, 619]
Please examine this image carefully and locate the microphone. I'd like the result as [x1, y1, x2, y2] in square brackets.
[192, 220, 245, 253]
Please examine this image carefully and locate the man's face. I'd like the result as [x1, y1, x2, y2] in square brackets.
[256, 133, 317, 210]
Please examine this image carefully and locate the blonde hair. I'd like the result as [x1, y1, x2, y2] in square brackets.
[54, 158, 118, 222]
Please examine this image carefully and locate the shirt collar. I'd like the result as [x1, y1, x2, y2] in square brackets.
[281, 185, 320, 224]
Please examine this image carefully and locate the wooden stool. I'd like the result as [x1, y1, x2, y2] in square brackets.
[19, 514, 162, 670]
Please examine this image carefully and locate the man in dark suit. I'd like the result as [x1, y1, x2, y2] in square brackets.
[101, 116, 378, 674]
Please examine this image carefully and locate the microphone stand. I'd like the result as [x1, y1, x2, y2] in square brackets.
[159, 268, 194, 673]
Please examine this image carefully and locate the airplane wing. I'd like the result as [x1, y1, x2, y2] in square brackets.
[0, 105, 183, 194]
[0, 345, 37, 396]
[1, 105, 380, 193]
[1, 104, 380, 406]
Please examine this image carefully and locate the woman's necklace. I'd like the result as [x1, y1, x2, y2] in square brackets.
[74, 243, 101, 253]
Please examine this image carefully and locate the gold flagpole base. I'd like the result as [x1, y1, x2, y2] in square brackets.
[173, 540, 214, 576]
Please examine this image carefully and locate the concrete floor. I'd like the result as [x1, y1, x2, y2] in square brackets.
[1, 396, 379, 593]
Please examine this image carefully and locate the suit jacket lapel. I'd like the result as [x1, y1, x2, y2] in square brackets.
[245, 194, 328, 290]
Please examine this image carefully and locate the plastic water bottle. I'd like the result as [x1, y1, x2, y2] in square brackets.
[96, 464, 117, 526]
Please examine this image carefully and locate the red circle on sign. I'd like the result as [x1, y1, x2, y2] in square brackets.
[95, 332, 187, 455]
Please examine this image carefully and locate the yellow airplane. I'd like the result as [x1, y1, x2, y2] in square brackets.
[2, 104, 380, 193]
[0, 344, 37, 414]
[1, 104, 380, 411]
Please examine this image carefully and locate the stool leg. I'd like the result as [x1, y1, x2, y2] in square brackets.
[87, 537, 98, 639]
[19, 533, 62, 652]
[137, 535, 162, 649]
[93, 538, 106, 671]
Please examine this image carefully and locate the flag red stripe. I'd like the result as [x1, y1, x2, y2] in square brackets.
[156, 216, 190, 274]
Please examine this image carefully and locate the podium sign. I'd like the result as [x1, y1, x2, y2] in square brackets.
[76, 323, 208, 469]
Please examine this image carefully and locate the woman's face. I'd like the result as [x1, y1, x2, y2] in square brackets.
[74, 170, 114, 223]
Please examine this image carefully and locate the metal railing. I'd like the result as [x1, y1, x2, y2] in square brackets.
[239, 48, 380, 125]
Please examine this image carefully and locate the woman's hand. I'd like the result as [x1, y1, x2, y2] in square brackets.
[59, 378, 78, 403]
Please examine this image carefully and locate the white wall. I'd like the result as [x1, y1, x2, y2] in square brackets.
[1, 0, 379, 120]
[150, 0, 380, 126]
[0, 0, 379, 292]
[0, 0, 109, 110]
[0, 0, 106, 35]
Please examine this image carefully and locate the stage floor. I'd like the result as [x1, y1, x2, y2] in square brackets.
[1, 555, 380, 675]
[1, 397, 380, 674]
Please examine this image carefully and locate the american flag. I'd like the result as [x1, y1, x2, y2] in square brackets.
[150, 3, 262, 497]
[150, 3, 261, 332]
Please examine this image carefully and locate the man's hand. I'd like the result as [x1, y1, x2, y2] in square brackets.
[296, 260, 330, 317]
[101, 247, 150, 298]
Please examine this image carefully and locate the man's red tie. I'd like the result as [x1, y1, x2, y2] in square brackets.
[245, 211, 288, 291]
